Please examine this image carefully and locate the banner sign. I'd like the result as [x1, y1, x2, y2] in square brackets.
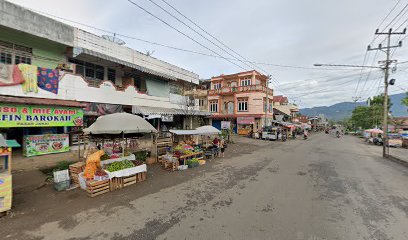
[0, 104, 83, 127]
[221, 121, 231, 129]
[23, 134, 70, 157]
[161, 115, 174, 122]
[237, 117, 255, 125]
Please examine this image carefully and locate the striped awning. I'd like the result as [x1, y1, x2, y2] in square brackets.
[132, 106, 210, 116]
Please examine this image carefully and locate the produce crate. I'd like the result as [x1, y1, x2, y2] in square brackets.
[69, 162, 85, 185]
[136, 172, 147, 182]
[110, 177, 123, 191]
[123, 175, 137, 187]
[86, 179, 110, 198]
[164, 160, 179, 171]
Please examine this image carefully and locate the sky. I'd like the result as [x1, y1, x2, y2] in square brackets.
[7, 0, 408, 108]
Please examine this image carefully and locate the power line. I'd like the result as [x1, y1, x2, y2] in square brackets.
[156, 0, 273, 77]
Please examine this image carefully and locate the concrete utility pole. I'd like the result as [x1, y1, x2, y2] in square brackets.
[264, 75, 271, 127]
[368, 28, 405, 158]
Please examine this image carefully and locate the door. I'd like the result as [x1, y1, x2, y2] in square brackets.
[227, 102, 234, 114]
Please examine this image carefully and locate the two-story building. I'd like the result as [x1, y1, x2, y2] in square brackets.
[0, 1, 207, 157]
[207, 70, 273, 135]
[273, 95, 299, 121]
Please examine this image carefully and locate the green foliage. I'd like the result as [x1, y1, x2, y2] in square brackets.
[350, 94, 391, 130]
[401, 92, 408, 106]
[134, 151, 147, 162]
[107, 160, 134, 172]
[54, 161, 71, 171]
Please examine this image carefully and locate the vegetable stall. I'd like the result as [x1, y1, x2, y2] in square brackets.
[159, 125, 221, 171]
[72, 113, 157, 197]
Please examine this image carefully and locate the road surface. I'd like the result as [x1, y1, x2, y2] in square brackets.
[2, 133, 408, 240]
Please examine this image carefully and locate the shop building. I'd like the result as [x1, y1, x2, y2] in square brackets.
[207, 70, 274, 135]
[272, 95, 299, 121]
[0, 1, 207, 157]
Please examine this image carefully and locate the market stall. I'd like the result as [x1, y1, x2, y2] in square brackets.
[0, 134, 20, 215]
[75, 113, 157, 197]
[160, 126, 221, 171]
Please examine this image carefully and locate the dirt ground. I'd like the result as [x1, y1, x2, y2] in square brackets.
[1, 135, 267, 238]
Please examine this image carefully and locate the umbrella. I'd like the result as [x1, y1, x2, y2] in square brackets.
[83, 112, 157, 135]
[196, 125, 221, 135]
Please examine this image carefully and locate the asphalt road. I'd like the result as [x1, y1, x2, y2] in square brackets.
[3, 134, 408, 240]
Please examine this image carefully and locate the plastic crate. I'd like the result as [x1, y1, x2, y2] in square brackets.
[54, 180, 70, 192]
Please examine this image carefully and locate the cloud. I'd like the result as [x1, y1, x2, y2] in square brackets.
[7, 0, 405, 108]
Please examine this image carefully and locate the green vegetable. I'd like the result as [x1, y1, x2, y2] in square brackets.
[107, 160, 135, 172]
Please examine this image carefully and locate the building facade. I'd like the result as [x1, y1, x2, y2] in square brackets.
[207, 70, 273, 135]
[273, 95, 299, 121]
[0, 1, 206, 156]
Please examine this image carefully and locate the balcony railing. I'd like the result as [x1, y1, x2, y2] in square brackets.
[208, 85, 273, 95]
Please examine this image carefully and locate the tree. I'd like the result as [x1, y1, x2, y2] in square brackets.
[350, 94, 392, 130]
[401, 92, 408, 106]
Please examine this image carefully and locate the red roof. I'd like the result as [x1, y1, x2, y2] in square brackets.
[273, 95, 288, 103]
[0, 96, 86, 108]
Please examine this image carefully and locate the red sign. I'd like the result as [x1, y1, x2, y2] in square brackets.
[237, 117, 255, 125]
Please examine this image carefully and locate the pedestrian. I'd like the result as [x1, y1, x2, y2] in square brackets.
[292, 130, 296, 140]
[220, 137, 225, 157]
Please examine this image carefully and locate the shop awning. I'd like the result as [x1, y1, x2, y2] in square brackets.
[169, 129, 199, 135]
[0, 96, 86, 108]
[74, 47, 177, 81]
[196, 125, 221, 135]
[132, 106, 210, 116]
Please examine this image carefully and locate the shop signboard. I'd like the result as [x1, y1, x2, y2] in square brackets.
[0, 104, 83, 127]
[161, 115, 174, 122]
[23, 134, 70, 157]
[237, 117, 255, 125]
[221, 121, 231, 129]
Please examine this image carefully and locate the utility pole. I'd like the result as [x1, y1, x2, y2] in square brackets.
[264, 75, 271, 127]
[368, 28, 405, 158]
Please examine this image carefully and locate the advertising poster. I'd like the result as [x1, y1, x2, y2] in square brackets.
[221, 121, 231, 129]
[0, 104, 84, 127]
[23, 134, 70, 157]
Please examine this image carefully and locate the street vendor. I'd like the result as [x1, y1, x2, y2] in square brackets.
[83, 149, 105, 180]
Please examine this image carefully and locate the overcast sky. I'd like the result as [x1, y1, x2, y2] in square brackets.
[8, 0, 408, 108]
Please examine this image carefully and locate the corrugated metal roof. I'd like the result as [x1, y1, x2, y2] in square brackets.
[132, 106, 210, 116]
[74, 47, 178, 81]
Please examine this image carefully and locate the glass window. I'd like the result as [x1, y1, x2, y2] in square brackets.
[238, 98, 248, 112]
[241, 79, 251, 86]
[213, 83, 222, 89]
[108, 68, 116, 82]
[0, 52, 12, 64]
[210, 101, 218, 112]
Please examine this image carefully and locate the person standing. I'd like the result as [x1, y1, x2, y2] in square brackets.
[220, 137, 225, 157]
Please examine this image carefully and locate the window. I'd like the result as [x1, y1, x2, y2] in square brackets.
[213, 82, 222, 90]
[269, 100, 273, 112]
[199, 98, 206, 107]
[241, 78, 251, 86]
[238, 98, 248, 112]
[0, 40, 32, 65]
[210, 100, 218, 113]
[69, 58, 104, 81]
[108, 68, 116, 82]
[263, 98, 267, 112]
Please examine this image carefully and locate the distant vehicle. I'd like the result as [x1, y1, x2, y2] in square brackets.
[261, 126, 281, 141]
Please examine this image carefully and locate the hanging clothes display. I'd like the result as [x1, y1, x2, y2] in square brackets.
[19, 64, 38, 93]
[0, 63, 25, 86]
[37, 67, 59, 94]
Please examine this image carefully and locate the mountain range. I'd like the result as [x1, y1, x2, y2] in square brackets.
[300, 93, 407, 120]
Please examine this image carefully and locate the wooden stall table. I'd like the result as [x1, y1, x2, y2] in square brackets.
[178, 151, 204, 165]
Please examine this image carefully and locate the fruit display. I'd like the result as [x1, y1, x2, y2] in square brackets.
[100, 154, 110, 160]
[183, 149, 194, 155]
[131, 160, 144, 166]
[187, 158, 200, 168]
[106, 160, 135, 172]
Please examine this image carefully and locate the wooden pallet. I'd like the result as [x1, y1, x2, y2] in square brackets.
[69, 162, 85, 185]
[123, 175, 137, 187]
[136, 172, 147, 182]
[86, 179, 110, 198]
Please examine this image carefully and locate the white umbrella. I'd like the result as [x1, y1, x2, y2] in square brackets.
[83, 112, 157, 135]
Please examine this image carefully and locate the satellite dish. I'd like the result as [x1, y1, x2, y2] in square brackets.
[102, 34, 126, 45]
